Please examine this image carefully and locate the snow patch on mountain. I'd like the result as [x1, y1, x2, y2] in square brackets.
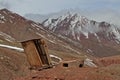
[84, 58, 97, 67]
[50, 54, 62, 62]
[0, 44, 24, 52]
[0, 14, 6, 23]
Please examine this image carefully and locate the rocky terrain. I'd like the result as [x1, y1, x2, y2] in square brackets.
[0, 9, 85, 79]
[0, 47, 30, 80]
[0, 9, 120, 80]
[15, 56, 120, 80]
[0, 9, 86, 58]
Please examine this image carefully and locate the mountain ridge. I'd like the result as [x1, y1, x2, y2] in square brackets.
[42, 12, 120, 57]
[0, 8, 86, 58]
[42, 12, 120, 43]
[0, 8, 120, 57]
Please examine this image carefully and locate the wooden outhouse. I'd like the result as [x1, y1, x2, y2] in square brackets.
[21, 39, 52, 69]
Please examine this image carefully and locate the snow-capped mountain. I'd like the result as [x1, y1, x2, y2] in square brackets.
[43, 13, 120, 43]
[42, 13, 120, 57]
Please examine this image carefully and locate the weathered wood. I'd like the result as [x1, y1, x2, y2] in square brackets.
[39, 39, 52, 65]
[22, 40, 43, 68]
[21, 39, 52, 69]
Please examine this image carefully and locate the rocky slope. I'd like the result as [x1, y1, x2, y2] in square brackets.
[0, 47, 29, 80]
[0, 9, 86, 59]
[42, 12, 120, 57]
[0, 9, 120, 80]
[0, 9, 86, 80]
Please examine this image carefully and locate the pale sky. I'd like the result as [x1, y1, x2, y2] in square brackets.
[0, 0, 120, 25]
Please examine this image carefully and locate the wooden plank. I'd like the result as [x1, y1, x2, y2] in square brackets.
[22, 40, 43, 68]
[39, 39, 52, 65]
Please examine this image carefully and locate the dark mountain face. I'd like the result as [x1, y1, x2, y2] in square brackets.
[42, 13, 120, 57]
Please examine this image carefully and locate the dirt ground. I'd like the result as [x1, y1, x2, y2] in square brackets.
[15, 56, 120, 80]
[15, 64, 120, 80]
[0, 47, 30, 80]
[0, 47, 120, 80]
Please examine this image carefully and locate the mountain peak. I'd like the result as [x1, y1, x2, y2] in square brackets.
[42, 13, 120, 43]
[0, 8, 26, 24]
[0, 9, 41, 42]
[0, 8, 10, 12]
[0, 8, 14, 16]
[41, 13, 120, 57]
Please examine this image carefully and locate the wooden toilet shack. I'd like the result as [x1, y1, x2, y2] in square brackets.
[21, 39, 52, 69]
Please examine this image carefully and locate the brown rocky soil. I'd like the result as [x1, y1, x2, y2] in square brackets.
[14, 56, 120, 80]
[14, 65, 114, 80]
[0, 46, 120, 80]
[0, 47, 30, 80]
